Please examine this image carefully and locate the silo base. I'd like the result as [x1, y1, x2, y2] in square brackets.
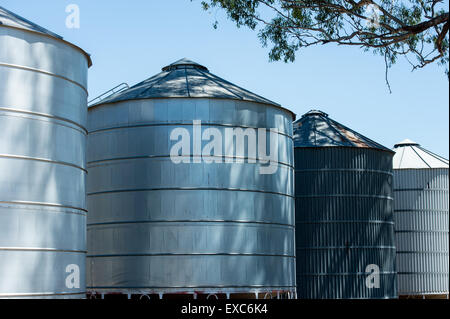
[87, 288, 296, 300]
[399, 293, 449, 299]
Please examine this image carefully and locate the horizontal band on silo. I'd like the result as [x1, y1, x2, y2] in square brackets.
[295, 271, 396, 276]
[295, 194, 393, 200]
[87, 187, 295, 198]
[396, 250, 449, 255]
[0, 62, 88, 93]
[296, 246, 396, 250]
[394, 188, 450, 192]
[88, 122, 293, 139]
[0, 247, 86, 253]
[0, 292, 87, 298]
[0, 107, 88, 134]
[87, 253, 296, 258]
[294, 168, 393, 176]
[87, 220, 295, 228]
[87, 155, 294, 169]
[0, 200, 87, 213]
[296, 220, 394, 225]
[0, 154, 87, 172]
[396, 230, 448, 234]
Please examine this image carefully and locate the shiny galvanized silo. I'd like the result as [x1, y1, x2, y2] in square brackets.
[87, 59, 296, 299]
[393, 139, 449, 298]
[0, 7, 91, 298]
[294, 110, 396, 299]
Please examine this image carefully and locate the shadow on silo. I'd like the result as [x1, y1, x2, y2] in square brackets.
[295, 145, 395, 299]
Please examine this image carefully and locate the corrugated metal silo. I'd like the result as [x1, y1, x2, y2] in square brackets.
[0, 7, 92, 298]
[87, 59, 296, 299]
[294, 110, 397, 299]
[393, 139, 449, 298]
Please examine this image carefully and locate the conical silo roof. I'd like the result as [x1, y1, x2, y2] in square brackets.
[0, 5, 62, 38]
[0, 6, 92, 67]
[90, 58, 293, 117]
[293, 110, 392, 152]
[393, 139, 449, 169]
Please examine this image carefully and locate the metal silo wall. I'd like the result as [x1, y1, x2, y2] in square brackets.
[0, 28, 88, 298]
[394, 168, 449, 296]
[295, 147, 396, 299]
[86, 98, 296, 296]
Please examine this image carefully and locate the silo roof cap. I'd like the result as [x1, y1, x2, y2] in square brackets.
[293, 109, 392, 152]
[393, 139, 448, 169]
[162, 58, 209, 72]
[90, 58, 295, 118]
[0, 6, 92, 67]
[302, 110, 329, 118]
[394, 139, 420, 148]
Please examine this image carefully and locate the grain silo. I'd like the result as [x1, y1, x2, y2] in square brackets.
[0, 6, 91, 298]
[294, 110, 396, 299]
[393, 139, 449, 299]
[87, 58, 296, 299]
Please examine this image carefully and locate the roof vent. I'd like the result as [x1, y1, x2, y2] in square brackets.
[394, 139, 420, 148]
[302, 110, 328, 118]
[162, 58, 209, 72]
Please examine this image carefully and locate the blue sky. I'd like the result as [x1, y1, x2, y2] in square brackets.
[2, 0, 449, 157]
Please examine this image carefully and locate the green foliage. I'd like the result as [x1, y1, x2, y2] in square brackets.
[198, 0, 449, 76]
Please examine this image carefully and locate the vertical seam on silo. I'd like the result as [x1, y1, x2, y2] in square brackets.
[184, 67, 191, 98]
[198, 68, 276, 105]
[195, 68, 244, 100]
[323, 116, 355, 147]
[411, 146, 432, 169]
[330, 117, 389, 151]
[399, 146, 406, 168]
[138, 70, 174, 98]
[312, 118, 318, 146]
[417, 146, 449, 166]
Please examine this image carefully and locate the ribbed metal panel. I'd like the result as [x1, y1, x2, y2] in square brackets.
[87, 69, 296, 296]
[0, 21, 89, 298]
[295, 147, 397, 299]
[394, 168, 449, 296]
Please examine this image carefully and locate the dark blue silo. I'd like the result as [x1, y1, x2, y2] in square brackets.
[294, 110, 397, 299]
